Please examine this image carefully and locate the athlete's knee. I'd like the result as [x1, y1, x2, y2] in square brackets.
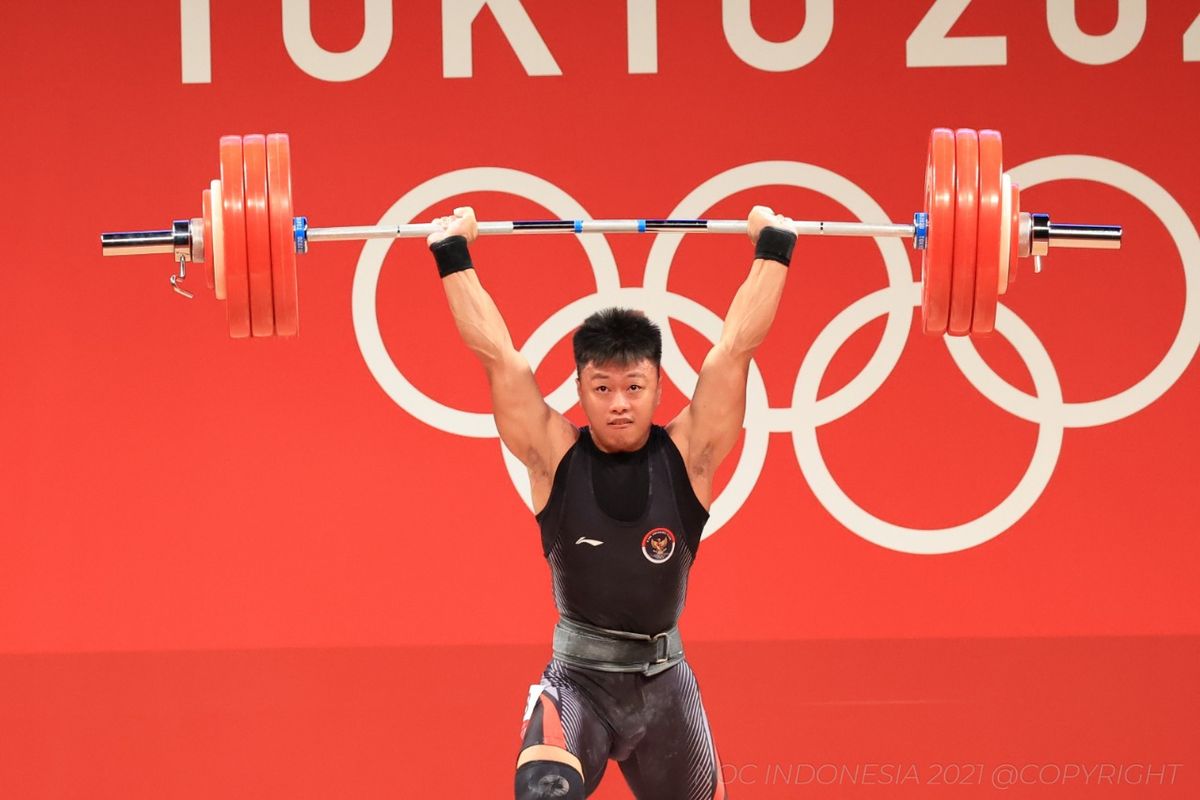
[515, 755, 584, 799]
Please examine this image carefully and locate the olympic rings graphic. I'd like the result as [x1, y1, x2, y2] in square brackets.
[351, 158, 1199, 554]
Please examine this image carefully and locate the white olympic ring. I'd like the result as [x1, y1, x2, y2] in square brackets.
[951, 156, 1200, 428]
[791, 282, 1065, 554]
[352, 158, 1198, 553]
[352, 167, 619, 439]
[643, 161, 914, 429]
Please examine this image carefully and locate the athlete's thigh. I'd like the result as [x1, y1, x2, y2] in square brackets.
[518, 661, 614, 795]
[618, 661, 728, 800]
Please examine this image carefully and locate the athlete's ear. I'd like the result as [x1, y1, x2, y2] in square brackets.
[654, 367, 663, 407]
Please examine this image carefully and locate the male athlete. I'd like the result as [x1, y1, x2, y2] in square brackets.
[426, 205, 795, 799]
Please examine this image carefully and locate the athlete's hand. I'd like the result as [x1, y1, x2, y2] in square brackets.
[747, 205, 794, 244]
[427, 206, 478, 246]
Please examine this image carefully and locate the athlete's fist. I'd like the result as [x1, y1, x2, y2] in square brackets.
[427, 206, 478, 246]
[747, 205, 794, 244]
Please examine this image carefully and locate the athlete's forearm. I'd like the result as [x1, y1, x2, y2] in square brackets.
[441, 268, 518, 371]
[717, 258, 789, 360]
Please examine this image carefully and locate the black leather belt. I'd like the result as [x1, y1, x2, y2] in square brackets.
[552, 616, 684, 676]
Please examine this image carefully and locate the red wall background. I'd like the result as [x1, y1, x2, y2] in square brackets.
[4, 3, 1199, 797]
[2, 0, 1198, 669]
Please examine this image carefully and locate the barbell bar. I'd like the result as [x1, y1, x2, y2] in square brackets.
[99, 128, 1123, 339]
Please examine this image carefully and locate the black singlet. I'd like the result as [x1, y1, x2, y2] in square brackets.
[535, 425, 709, 635]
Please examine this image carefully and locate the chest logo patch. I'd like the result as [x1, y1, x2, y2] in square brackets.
[641, 527, 676, 564]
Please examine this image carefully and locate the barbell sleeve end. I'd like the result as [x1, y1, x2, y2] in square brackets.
[101, 228, 177, 257]
[1047, 221, 1123, 250]
[1025, 213, 1123, 257]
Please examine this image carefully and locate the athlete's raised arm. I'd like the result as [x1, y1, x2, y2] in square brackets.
[666, 205, 794, 507]
[428, 207, 578, 509]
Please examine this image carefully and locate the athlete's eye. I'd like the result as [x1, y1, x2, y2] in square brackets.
[596, 385, 609, 393]
[629, 385, 642, 392]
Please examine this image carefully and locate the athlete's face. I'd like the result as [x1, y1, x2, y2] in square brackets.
[576, 359, 662, 452]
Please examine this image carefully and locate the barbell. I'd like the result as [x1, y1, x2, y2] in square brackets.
[99, 128, 1122, 339]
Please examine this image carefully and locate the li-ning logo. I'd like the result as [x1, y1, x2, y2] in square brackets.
[353, 160, 1198, 555]
[575, 537, 604, 547]
[641, 528, 676, 564]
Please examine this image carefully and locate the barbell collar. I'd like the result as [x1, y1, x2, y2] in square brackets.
[170, 219, 192, 263]
[1030, 212, 1052, 257]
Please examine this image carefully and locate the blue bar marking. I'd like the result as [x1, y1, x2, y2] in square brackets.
[293, 216, 308, 254]
[913, 212, 928, 251]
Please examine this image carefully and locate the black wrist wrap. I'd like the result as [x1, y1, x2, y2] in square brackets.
[754, 226, 797, 267]
[430, 235, 474, 278]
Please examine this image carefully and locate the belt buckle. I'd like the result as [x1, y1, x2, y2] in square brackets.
[651, 632, 670, 664]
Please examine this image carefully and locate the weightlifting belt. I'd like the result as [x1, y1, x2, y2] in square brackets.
[552, 616, 684, 676]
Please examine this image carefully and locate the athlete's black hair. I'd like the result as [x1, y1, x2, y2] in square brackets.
[572, 307, 662, 374]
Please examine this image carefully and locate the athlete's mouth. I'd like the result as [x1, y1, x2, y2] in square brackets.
[609, 418, 634, 427]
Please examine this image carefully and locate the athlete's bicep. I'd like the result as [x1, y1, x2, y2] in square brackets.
[488, 349, 577, 479]
[674, 343, 748, 476]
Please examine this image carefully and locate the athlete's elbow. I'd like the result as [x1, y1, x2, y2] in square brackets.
[715, 331, 763, 365]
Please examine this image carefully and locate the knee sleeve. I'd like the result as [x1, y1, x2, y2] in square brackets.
[515, 759, 584, 799]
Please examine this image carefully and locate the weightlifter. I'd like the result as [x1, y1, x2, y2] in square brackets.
[426, 204, 795, 799]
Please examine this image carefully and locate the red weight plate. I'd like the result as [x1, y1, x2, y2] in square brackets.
[219, 136, 251, 338]
[971, 130, 1002, 334]
[920, 128, 955, 335]
[267, 133, 299, 337]
[242, 135, 275, 337]
[948, 128, 979, 336]
[201, 188, 214, 291]
[1007, 182, 1021, 290]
